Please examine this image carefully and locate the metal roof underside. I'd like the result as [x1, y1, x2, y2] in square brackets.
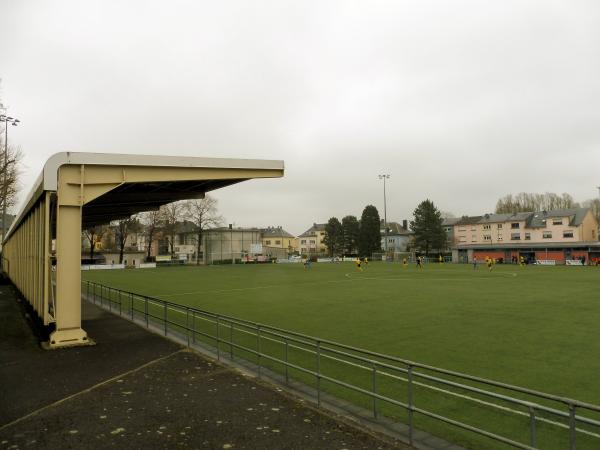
[81, 178, 245, 228]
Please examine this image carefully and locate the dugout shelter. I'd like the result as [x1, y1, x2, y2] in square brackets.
[2, 152, 284, 348]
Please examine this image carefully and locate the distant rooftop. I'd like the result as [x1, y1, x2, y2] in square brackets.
[453, 208, 591, 228]
[299, 223, 326, 237]
[261, 226, 295, 238]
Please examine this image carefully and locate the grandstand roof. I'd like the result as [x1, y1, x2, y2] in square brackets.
[7, 152, 284, 240]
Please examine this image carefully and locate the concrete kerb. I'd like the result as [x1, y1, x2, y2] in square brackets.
[81, 291, 465, 450]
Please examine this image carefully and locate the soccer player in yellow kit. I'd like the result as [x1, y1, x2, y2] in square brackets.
[355, 257, 363, 272]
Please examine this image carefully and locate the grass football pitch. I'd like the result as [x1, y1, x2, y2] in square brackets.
[82, 262, 600, 448]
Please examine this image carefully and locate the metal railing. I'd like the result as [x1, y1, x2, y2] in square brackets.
[82, 280, 600, 450]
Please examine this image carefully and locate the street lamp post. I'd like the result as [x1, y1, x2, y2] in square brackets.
[0, 114, 20, 241]
[378, 174, 390, 260]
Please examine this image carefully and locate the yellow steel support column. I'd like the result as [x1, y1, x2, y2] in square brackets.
[49, 167, 90, 348]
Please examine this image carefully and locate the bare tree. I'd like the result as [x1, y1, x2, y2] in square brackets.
[139, 210, 162, 261]
[83, 225, 107, 262]
[0, 143, 23, 231]
[183, 196, 222, 264]
[161, 202, 185, 257]
[112, 215, 141, 264]
[495, 192, 580, 214]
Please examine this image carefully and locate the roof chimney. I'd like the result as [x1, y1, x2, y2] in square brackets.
[402, 219, 408, 230]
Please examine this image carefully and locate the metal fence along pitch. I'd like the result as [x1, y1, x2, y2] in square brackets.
[82, 280, 600, 450]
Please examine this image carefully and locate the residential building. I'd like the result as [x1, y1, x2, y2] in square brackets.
[261, 226, 298, 258]
[380, 219, 413, 253]
[442, 217, 459, 251]
[452, 208, 600, 264]
[298, 223, 327, 256]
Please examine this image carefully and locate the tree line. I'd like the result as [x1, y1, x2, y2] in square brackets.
[323, 200, 450, 258]
[85, 196, 222, 264]
[495, 192, 600, 225]
[323, 205, 382, 257]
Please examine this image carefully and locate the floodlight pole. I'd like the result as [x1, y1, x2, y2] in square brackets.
[0, 113, 20, 241]
[378, 174, 390, 259]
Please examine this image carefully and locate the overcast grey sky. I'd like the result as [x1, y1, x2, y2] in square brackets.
[1, 0, 599, 235]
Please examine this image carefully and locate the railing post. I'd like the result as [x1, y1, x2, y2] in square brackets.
[229, 322, 234, 360]
[216, 316, 221, 361]
[529, 406, 537, 448]
[316, 340, 321, 407]
[186, 307, 190, 347]
[130, 293, 134, 320]
[93, 283, 96, 304]
[569, 404, 577, 450]
[408, 364, 414, 446]
[163, 301, 167, 336]
[108, 287, 112, 312]
[257, 325, 262, 378]
[192, 311, 196, 344]
[284, 338, 289, 385]
[372, 362, 378, 419]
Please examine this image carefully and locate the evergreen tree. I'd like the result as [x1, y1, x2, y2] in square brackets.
[324, 217, 344, 257]
[358, 205, 382, 257]
[341, 215, 360, 255]
[410, 199, 446, 256]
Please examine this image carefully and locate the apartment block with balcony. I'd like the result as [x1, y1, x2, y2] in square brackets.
[452, 208, 600, 264]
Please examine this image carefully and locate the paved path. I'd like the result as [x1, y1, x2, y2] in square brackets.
[0, 282, 408, 450]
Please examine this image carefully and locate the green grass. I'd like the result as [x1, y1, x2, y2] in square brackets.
[82, 262, 600, 449]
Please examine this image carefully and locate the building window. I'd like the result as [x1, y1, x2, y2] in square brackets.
[275, 240, 281, 245]
[497, 224, 503, 229]
[471, 235, 476, 242]
[444, 227, 451, 232]
[458, 227, 466, 232]
[511, 233, 521, 240]
[300, 240, 306, 244]
[563, 231, 573, 238]
[497, 235, 503, 241]
[553, 219, 563, 225]
[525, 233, 531, 240]
[310, 240, 315, 244]
[483, 235, 491, 241]
[511, 223, 520, 229]
[459, 237, 466, 243]
[483, 224, 491, 230]
[265, 240, 271, 245]
[543, 231, 552, 239]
